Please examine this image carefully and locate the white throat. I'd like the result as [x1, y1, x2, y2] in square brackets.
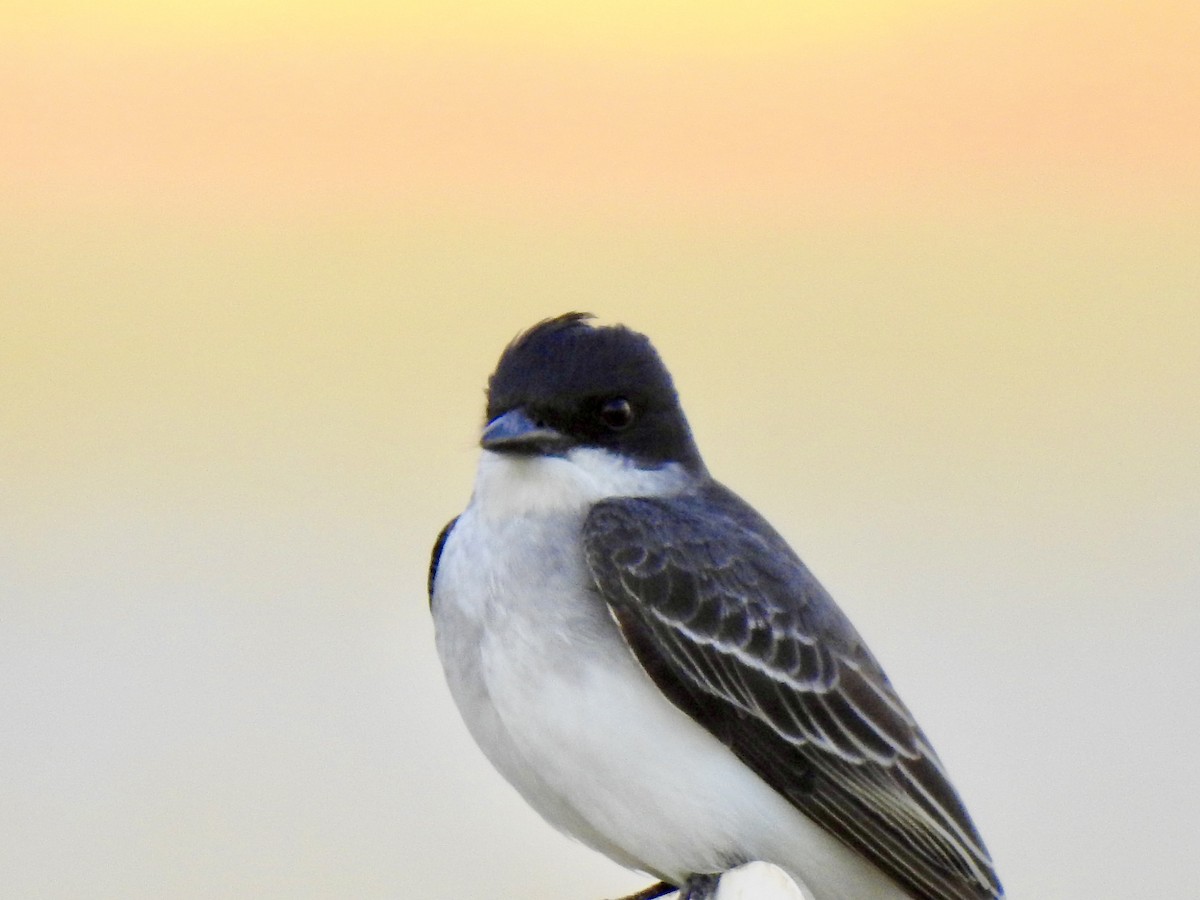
[469, 447, 691, 521]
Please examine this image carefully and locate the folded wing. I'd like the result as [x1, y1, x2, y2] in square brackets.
[583, 485, 1002, 900]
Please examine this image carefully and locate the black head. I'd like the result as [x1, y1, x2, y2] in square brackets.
[482, 313, 704, 472]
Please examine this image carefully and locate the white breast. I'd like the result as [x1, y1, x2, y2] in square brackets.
[431, 449, 911, 899]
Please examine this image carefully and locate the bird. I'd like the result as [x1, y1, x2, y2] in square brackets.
[429, 313, 1003, 900]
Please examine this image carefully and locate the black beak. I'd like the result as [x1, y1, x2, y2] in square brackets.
[481, 408, 573, 456]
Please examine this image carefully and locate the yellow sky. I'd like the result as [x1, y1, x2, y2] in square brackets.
[3, 0, 1196, 515]
[9, 1, 995, 46]
[4, 1, 1197, 217]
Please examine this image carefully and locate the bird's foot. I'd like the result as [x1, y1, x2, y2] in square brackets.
[679, 873, 720, 900]
[609, 874, 721, 900]
[608, 872, 722, 900]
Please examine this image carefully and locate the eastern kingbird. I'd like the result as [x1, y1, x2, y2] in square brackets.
[429, 313, 1003, 900]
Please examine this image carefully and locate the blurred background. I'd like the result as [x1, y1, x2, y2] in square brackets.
[2, 2, 1197, 898]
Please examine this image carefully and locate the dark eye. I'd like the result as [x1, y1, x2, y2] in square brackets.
[598, 397, 635, 430]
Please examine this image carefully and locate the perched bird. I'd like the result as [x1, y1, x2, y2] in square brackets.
[429, 313, 1003, 900]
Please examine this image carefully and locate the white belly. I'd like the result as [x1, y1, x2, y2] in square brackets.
[431, 451, 910, 899]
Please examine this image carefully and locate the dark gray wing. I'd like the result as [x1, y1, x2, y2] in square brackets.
[583, 484, 1002, 900]
[428, 517, 458, 605]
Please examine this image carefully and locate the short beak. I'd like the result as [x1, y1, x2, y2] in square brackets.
[481, 408, 572, 456]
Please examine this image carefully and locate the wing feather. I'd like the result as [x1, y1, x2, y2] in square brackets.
[583, 484, 1002, 900]
[428, 517, 459, 604]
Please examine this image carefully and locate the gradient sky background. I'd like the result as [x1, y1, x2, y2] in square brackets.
[3, 2, 1198, 898]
